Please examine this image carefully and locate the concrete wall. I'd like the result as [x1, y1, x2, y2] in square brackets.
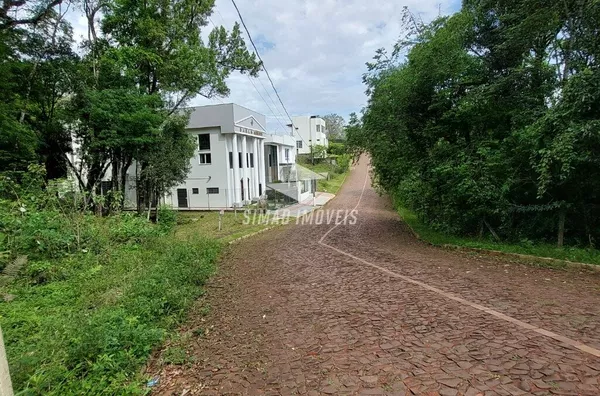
[186, 103, 234, 132]
[232, 103, 267, 132]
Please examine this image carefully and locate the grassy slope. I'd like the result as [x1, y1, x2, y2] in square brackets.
[175, 211, 273, 243]
[398, 207, 600, 266]
[0, 213, 272, 395]
[302, 162, 348, 194]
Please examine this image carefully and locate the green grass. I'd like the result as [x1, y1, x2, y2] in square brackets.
[1, 230, 220, 394]
[0, 206, 278, 395]
[175, 211, 275, 243]
[398, 207, 600, 267]
[302, 162, 349, 194]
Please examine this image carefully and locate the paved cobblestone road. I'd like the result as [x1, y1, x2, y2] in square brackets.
[153, 157, 600, 395]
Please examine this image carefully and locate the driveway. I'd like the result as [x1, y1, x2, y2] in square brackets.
[154, 156, 600, 395]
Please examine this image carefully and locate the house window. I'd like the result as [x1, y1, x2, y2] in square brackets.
[316, 125, 321, 132]
[206, 187, 219, 194]
[238, 152, 243, 168]
[100, 180, 113, 195]
[199, 153, 211, 164]
[250, 153, 255, 168]
[229, 152, 233, 168]
[246, 152, 249, 168]
[296, 140, 303, 149]
[285, 149, 290, 162]
[192, 188, 199, 194]
[198, 134, 210, 151]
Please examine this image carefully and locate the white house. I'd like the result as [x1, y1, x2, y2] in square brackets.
[263, 134, 316, 204]
[167, 104, 317, 209]
[164, 103, 267, 209]
[291, 115, 329, 155]
[69, 103, 318, 210]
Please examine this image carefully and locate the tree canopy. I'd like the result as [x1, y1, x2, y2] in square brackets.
[0, 0, 260, 211]
[349, 1, 600, 247]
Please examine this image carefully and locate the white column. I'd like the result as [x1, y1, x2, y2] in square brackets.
[232, 133, 240, 205]
[259, 139, 266, 195]
[241, 135, 248, 203]
[225, 135, 232, 207]
[252, 138, 260, 199]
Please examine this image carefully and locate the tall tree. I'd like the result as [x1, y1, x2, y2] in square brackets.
[69, 0, 261, 210]
[321, 113, 346, 140]
[356, 1, 600, 246]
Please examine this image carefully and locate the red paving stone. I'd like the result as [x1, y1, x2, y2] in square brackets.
[151, 157, 600, 395]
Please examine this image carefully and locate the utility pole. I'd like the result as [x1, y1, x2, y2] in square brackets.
[0, 327, 13, 396]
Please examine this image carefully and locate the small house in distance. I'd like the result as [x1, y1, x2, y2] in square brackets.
[291, 115, 329, 155]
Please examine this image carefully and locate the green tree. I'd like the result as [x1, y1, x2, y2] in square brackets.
[321, 113, 346, 140]
[70, 0, 261, 210]
[356, 1, 600, 246]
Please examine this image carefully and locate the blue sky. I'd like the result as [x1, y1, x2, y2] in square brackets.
[67, 0, 462, 134]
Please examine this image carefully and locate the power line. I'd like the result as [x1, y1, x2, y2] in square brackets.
[211, 7, 291, 136]
[246, 75, 288, 134]
[230, 0, 308, 147]
[207, 16, 286, 134]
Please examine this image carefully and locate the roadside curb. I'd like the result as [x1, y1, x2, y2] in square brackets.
[399, 215, 600, 273]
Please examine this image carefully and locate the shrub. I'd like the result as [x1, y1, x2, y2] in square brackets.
[157, 205, 178, 230]
[328, 142, 347, 156]
[0, 170, 221, 394]
[0, 235, 220, 394]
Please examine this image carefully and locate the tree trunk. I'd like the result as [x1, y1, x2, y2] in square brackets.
[483, 219, 500, 242]
[557, 208, 566, 248]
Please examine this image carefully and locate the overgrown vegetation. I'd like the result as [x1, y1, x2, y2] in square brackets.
[298, 144, 351, 194]
[398, 206, 600, 267]
[349, 2, 600, 249]
[0, 0, 260, 213]
[0, 3, 264, 389]
[0, 168, 220, 394]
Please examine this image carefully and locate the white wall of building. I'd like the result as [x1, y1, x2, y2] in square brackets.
[292, 116, 329, 154]
[166, 104, 267, 210]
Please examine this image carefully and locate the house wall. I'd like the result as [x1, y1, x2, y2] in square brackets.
[166, 127, 233, 209]
[71, 103, 270, 211]
[232, 104, 267, 131]
[291, 116, 329, 154]
[166, 104, 267, 209]
[187, 103, 234, 131]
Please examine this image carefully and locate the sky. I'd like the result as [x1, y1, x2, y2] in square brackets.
[67, 0, 461, 134]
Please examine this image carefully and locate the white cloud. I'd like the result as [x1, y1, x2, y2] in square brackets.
[65, 0, 461, 134]
[196, 0, 461, 133]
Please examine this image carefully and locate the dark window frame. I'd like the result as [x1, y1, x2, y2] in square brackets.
[198, 134, 211, 151]
[206, 187, 219, 194]
[199, 153, 211, 164]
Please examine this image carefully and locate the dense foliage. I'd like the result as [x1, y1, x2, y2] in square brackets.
[349, 2, 600, 247]
[0, 167, 220, 394]
[0, 0, 260, 211]
[0, 1, 256, 391]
